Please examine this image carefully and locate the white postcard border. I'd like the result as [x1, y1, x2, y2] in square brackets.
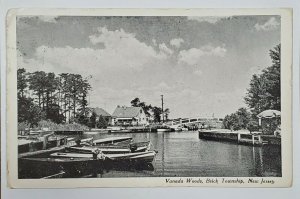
[6, 8, 293, 188]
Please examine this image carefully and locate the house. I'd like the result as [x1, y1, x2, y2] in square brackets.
[257, 110, 281, 135]
[87, 107, 112, 125]
[111, 106, 149, 126]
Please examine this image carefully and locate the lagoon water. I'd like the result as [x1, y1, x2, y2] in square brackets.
[80, 131, 281, 178]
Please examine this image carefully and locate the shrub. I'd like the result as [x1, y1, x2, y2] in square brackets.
[247, 119, 260, 133]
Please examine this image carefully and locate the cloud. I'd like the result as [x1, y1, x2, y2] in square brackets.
[178, 45, 227, 66]
[88, 27, 171, 69]
[159, 43, 173, 55]
[254, 17, 280, 31]
[155, 81, 172, 91]
[194, 70, 203, 76]
[170, 38, 184, 48]
[187, 16, 227, 24]
[152, 39, 157, 46]
[19, 27, 175, 74]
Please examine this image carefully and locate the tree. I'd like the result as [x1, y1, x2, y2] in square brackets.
[97, 115, 108, 129]
[247, 118, 260, 133]
[223, 113, 239, 130]
[164, 108, 170, 121]
[152, 106, 162, 123]
[223, 108, 250, 131]
[236, 108, 251, 129]
[28, 71, 47, 108]
[18, 96, 45, 127]
[17, 68, 27, 98]
[131, 97, 141, 107]
[89, 112, 97, 128]
[18, 70, 92, 126]
[75, 111, 90, 126]
[245, 44, 281, 116]
[130, 97, 152, 116]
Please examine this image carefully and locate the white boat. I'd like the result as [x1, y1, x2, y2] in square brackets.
[50, 150, 157, 163]
[157, 128, 171, 132]
[93, 137, 132, 145]
[50, 152, 103, 159]
[105, 151, 157, 163]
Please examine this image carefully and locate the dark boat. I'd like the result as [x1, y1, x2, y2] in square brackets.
[19, 154, 104, 179]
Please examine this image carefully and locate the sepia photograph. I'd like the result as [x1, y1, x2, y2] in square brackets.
[6, 8, 292, 188]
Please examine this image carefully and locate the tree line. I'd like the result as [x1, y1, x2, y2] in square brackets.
[223, 44, 281, 131]
[18, 69, 92, 127]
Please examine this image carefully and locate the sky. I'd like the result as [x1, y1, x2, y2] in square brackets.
[17, 15, 280, 118]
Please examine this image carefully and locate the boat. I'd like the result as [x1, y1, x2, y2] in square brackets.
[109, 129, 132, 133]
[93, 136, 132, 145]
[156, 128, 171, 132]
[18, 154, 103, 179]
[50, 150, 157, 163]
[67, 137, 93, 146]
[105, 151, 157, 163]
[65, 141, 151, 154]
[50, 152, 104, 159]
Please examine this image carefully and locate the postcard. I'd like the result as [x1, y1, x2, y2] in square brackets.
[6, 8, 292, 188]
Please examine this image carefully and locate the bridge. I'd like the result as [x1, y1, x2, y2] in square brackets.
[166, 118, 223, 129]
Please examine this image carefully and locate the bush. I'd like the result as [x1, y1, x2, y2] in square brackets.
[223, 108, 251, 131]
[247, 119, 260, 133]
[18, 122, 31, 131]
[37, 119, 88, 131]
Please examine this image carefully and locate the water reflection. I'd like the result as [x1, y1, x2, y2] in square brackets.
[78, 131, 281, 178]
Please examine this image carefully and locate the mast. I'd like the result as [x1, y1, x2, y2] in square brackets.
[161, 95, 164, 123]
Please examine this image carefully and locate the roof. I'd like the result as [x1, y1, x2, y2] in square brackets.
[112, 106, 143, 118]
[257, 110, 281, 119]
[89, 107, 111, 117]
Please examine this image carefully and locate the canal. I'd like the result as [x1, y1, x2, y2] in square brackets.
[79, 131, 282, 178]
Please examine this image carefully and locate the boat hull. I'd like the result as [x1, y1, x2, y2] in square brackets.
[105, 151, 157, 163]
[18, 157, 103, 179]
[157, 129, 171, 132]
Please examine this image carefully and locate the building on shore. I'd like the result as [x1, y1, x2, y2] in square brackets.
[87, 107, 112, 125]
[111, 106, 149, 126]
[257, 110, 281, 136]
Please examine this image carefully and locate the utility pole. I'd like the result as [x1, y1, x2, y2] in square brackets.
[161, 95, 164, 123]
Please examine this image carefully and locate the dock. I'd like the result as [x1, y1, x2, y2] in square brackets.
[54, 130, 84, 135]
[198, 130, 280, 146]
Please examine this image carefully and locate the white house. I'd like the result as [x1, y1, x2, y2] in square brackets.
[111, 106, 149, 126]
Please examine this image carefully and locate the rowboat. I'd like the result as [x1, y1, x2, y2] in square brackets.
[18, 156, 103, 179]
[50, 150, 157, 163]
[93, 137, 132, 145]
[65, 141, 150, 154]
[105, 151, 157, 163]
[109, 129, 132, 133]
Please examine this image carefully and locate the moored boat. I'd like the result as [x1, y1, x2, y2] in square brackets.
[157, 128, 171, 132]
[18, 155, 103, 179]
[93, 136, 132, 145]
[104, 151, 157, 163]
[50, 150, 157, 163]
[65, 141, 151, 154]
